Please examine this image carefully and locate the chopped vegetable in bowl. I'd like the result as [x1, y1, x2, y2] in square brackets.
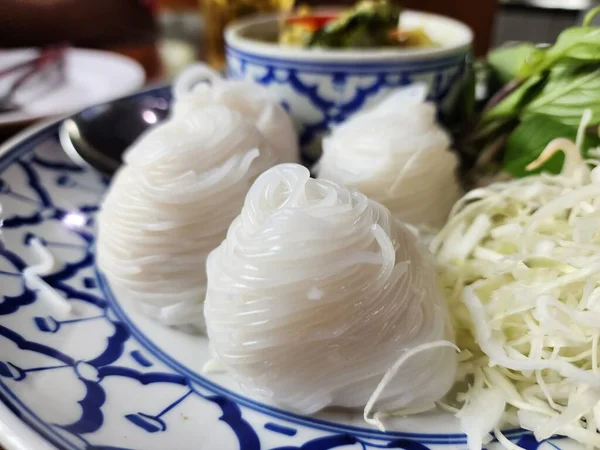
[279, 0, 436, 49]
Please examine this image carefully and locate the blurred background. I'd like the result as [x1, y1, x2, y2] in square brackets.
[3, 0, 599, 81]
[0, 0, 598, 140]
[133, 0, 600, 75]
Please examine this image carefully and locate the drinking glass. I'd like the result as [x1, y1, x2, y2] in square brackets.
[202, 0, 294, 69]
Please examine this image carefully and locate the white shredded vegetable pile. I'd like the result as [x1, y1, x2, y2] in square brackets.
[431, 111, 600, 449]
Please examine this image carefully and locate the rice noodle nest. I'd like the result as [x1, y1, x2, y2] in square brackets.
[204, 163, 457, 414]
[96, 103, 278, 331]
[173, 63, 299, 164]
[318, 86, 462, 229]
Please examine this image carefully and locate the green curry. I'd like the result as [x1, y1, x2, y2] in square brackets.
[279, 0, 436, 49]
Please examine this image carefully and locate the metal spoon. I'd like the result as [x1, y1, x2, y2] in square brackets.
[59, 85, 172, 176]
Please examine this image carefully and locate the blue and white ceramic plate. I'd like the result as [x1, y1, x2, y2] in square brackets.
[0, 87, 578, 450]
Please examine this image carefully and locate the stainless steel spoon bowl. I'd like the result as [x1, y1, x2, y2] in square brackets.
[59, 85, 172, 176]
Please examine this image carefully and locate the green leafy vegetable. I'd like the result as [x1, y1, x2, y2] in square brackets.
[483, 73, 547, 122]
[308, 0, 401, 48]
[465, 8, 600, 183]
[519, 27, 600, 78]
[522, 67, 600, 126]
[487, 43, 536, 84]
[502, 115, 600, 177]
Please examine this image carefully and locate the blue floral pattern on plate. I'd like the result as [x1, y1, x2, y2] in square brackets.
[0, 89, 571, 450]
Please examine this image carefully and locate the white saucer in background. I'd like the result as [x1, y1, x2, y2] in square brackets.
[0, 48, 145, 127]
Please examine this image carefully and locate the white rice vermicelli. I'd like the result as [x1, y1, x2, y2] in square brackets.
[96, 104, 277, 331]
[318, 85, 462, 229]
[172, 64, 299, 164]
[204, 163, 456, 415]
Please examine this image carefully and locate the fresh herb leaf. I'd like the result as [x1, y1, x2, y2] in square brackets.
[466, 10, 600, 183]
[523, 66, 600, 126]
[488, 43, 536, 84]
[503, 114, 600, 177]
[519, 27, 600, 78]
[482, 73, 547, 122]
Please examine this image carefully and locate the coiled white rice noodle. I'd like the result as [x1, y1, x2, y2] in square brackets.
[317, 84, 462, 229]
[96, 103, 278, 331]
[204, 163, 456, 415]
[172, 64, 299, 163]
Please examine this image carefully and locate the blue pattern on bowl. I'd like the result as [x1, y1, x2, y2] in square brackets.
[225, 12, 473, 162]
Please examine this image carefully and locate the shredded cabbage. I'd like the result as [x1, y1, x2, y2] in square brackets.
[432, 110, 600, 448]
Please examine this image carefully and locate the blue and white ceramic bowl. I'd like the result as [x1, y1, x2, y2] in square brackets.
[225, 10, 473, 161]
